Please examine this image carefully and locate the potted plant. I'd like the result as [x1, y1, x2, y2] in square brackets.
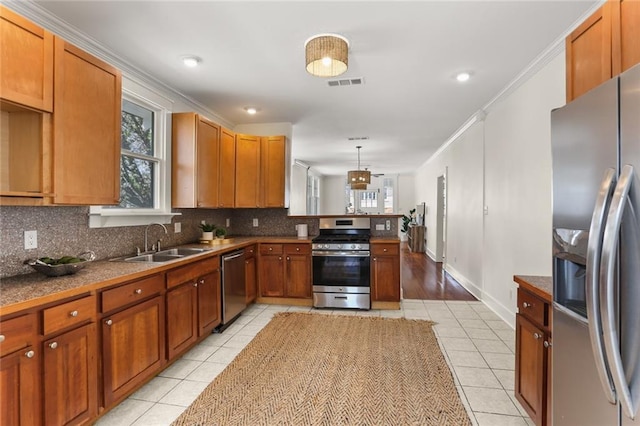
[199, 222, 216, 240]
[401, 208, 416, 234]
[215, 227, 227, 240]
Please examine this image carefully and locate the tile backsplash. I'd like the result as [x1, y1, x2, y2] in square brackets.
[0, 206, 397, 278]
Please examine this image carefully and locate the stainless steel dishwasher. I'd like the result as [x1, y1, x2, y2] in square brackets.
[221, 250, 247, 327]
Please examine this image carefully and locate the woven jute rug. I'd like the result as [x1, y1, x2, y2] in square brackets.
[172, 312, 471, 426]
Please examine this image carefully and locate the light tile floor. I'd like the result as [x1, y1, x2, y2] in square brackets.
[96, 300, 533, 426]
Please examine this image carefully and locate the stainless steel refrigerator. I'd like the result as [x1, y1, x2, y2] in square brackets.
[552, 62, 640, 425]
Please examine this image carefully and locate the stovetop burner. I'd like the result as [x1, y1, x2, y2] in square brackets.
[312, 235, 370, 243]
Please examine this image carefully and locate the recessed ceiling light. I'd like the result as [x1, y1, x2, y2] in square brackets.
[456, 72, 471, 82]
[182, 56, 201, 68]
[244, 107, 258, 115]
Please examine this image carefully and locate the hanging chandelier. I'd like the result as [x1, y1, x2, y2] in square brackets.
[347, 146, 371, 189]
[305, 34, 349, 78]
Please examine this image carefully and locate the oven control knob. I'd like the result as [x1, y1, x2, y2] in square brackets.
[350, 244, 356, 249]
[324, 244, 330, 249]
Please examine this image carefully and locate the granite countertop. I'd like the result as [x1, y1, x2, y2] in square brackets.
[514, 275, 552, 302]
[0, 236, 314, 316]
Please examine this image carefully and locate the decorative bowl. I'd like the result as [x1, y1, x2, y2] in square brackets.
[26, 251, 96, 277]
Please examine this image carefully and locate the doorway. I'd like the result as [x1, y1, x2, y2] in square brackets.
[435, 171, 447, 264]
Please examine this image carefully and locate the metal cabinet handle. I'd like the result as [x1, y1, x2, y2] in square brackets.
[287, 256, 290, 261]
[296, 247, 300, 251]
[105, 319, 113, 326]
[278, 256, 282, 261]
[544, 341, 552, 348]
[25, 350, 35, 358]
[193, 282, 198, 287]
[134, 289, 142, 295]
[0, 334, 5, 343]
[269, 247, 273, 251]
[533, 333, 541, 340]
[69, 310, 78, 317]
[383, 248, 388, 252]
[373, 257, 377, 261]
[522, 302, 531, 308]
[49, 342, 58, 349]
[199, 279, 205, 284]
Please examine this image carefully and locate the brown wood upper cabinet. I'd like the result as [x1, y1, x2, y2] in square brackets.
[0, 6, 54, 112]
[219, 127, 236, 207]
[172, 113, 221, 208]
[53, 38, 122, 205]
[261, 135, 287, 208]
[235, 133, 261, 207]
[566, 0, 640, 102]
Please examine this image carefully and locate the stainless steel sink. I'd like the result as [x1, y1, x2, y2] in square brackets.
[110, 247, 207, 263]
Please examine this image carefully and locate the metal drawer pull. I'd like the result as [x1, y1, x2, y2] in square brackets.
[25, 350, 35, 358]
[269, 247, 273, 251]
[533, 333, 541, 340]
[0, 335, 4, 343]
[49, 342, 58, 349]
[383, 248, 388, 252]
[522, 302, 531, 308]
[193, 282, 198, 287]
[105, 319, 113, 326]
[199, 279, 205, 284]
[296, 247, 300, 251]
[544, 341, 552, 348]
[134, 289, 142, 295]
[69, 310, 78, 317]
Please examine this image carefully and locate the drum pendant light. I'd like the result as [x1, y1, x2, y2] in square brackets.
[348, 146, 371, 189]
[305, 34, 349, 78]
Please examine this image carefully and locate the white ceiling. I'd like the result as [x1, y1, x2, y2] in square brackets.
[29, 0, 598, 176]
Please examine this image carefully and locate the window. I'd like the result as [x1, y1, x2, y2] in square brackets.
[89, 81, 178, 228]
[345, 175, 397, 214]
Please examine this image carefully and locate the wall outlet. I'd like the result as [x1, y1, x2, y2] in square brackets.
[252, 218, 259, 227]
[226, 218, 230, 227]
[24, 230, 37, 250]
[375, 224, 384, 230]
[174, 222, 181, 233]
[385, 219, 391, 230]
[484, 206, 489, 215]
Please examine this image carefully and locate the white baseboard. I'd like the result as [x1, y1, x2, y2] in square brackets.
[426, 248, 437, 261]
[443, 265, 515, 329]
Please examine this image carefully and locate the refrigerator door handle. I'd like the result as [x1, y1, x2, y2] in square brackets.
[601, 165, 636, 419]
[586, 167, 617, 404]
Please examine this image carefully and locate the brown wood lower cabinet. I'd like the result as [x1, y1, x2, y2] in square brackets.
[43, 323, 97, 425]
[515, 286, 552, 426]
[371, 242, 400, 302]
[166, 257, 221, 360]
[0, 344, 40, 425]
[245, 245, 257, 303]
[101, 295, 165, 407]
[259, 243, 311, 299]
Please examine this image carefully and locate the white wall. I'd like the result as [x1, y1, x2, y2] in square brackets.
[415, 121, 485, 299]
[289, 162, 308, 215]
[319, 176, 347, 215]
[415, 52, 566, 326]
[397, 174, 416, 239]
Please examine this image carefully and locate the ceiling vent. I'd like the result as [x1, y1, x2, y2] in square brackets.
[327, 77, 364, 87]
[348, 136, 369, 141]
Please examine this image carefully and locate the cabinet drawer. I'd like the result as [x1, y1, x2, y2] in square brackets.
[517, 288, 547, 327]
[371, 244, 399, 256]
[0, 314, 36, 356]
[244, 245, 256, 258]
[42, 295, 96, 336]
[166, 257, 219, 289]
[284, 243, 311, 255]
[102, 274, 164, 313]
[260, 244, 283, 255]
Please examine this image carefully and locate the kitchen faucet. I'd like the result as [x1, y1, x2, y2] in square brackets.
[144, 223, 168, 253]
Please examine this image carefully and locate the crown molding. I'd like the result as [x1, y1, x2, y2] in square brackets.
[4, 0, 234, 129]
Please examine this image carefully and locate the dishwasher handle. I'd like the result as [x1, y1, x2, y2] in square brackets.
[222, 251, 244, 262]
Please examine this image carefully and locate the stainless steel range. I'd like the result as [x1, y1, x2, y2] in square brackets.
[312, 217, 371, 310]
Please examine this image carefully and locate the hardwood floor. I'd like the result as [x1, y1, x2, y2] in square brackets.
[401, 243, 477, 301]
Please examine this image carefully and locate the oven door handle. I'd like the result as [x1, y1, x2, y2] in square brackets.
[312, 251, 370, 257]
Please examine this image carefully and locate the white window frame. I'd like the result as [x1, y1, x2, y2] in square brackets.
[89, 79, 179, 228]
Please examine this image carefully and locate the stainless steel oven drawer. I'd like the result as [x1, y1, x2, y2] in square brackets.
[313, 292, 370, 310]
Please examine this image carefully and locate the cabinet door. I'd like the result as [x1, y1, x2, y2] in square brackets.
[0, 345, 40, 426]
[235, 134, 260, 207]
[566, 3, 612, 101]
[102, 295, 164, 407]
[259, 255, 285, 297]
[285, 253, 311, 298]
[515, 314, 545, 426]
[219, 127, 236, 207]
[0, 6, 53, 111]
[196, 117, 220, 208]
[371, 255, 400, 302]
[260, 136, 286, 208]
[43, 323, 97, 425]
[198, 270, 221, 335]
[617, 0, 640, 73]
[166, 283, 198, 360]
[245, 252, 257, 304]
[53, 37, 121, 205]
